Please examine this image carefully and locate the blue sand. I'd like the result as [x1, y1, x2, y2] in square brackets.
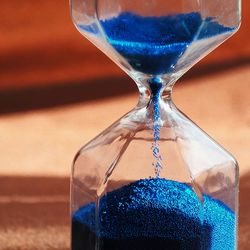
[98, 12, 234, 74]
[149, 79, 163, 177]
[72, 178, 235, 250]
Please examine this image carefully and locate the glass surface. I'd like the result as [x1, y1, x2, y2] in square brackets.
[70, 1, 241, 249]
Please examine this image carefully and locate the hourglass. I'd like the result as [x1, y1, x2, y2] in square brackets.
[70, 1, 241, 249]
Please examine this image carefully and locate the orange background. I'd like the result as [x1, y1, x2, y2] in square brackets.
[0, 1, 249, 249]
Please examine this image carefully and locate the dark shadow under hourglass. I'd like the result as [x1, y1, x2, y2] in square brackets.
[0, 56, 249, 115]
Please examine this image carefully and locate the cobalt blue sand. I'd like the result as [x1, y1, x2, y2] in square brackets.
[72, 178, 235, 250]
[148, 78, 163, 177]
[99, 12, 233, 74]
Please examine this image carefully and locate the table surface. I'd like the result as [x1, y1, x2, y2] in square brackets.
[0, 65, 250, 249]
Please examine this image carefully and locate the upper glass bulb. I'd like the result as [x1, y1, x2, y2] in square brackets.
[71, 0, 241, 83]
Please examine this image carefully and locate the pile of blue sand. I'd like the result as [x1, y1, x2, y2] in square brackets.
[72, 178, 235, 250]
[97, 12, 234, 74]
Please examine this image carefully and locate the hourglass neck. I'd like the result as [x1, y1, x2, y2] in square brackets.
[136, 78, 175, 108]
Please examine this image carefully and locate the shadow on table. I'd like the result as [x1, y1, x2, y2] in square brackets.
[0, 57, 249, 115]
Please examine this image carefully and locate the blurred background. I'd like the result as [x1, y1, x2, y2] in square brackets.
[0, 0, 249, 249]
